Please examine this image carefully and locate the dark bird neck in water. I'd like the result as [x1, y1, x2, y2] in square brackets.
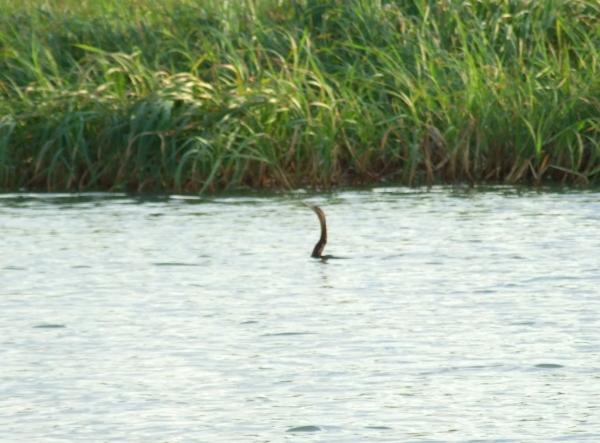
[303, 202, 339, 259]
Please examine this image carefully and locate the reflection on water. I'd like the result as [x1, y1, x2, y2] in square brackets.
[1, 187, 600, 442]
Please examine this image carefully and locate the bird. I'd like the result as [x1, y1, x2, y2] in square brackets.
[303, 202, 337, 259]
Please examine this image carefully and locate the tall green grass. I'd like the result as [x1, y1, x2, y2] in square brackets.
[1, 0, 600, 192]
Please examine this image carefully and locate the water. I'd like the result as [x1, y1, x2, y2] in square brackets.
[1, 187, 599, 442]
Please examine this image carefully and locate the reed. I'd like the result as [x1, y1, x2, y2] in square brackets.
[1, 0, 600, 192]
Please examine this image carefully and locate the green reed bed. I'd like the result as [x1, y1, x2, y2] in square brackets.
[1, 0, 600, 192]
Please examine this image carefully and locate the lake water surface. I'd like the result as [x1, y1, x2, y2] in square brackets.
[1, 187, 599, 442]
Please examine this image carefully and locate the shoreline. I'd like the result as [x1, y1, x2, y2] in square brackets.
[2, 0, 600, 192]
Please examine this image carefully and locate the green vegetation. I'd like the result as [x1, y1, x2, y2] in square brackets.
[1, 0, 600, 192]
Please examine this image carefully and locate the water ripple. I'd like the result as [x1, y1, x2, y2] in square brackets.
[1, 187, 599, 441]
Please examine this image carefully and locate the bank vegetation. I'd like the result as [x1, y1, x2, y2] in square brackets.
[1, 0, 600, 192]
